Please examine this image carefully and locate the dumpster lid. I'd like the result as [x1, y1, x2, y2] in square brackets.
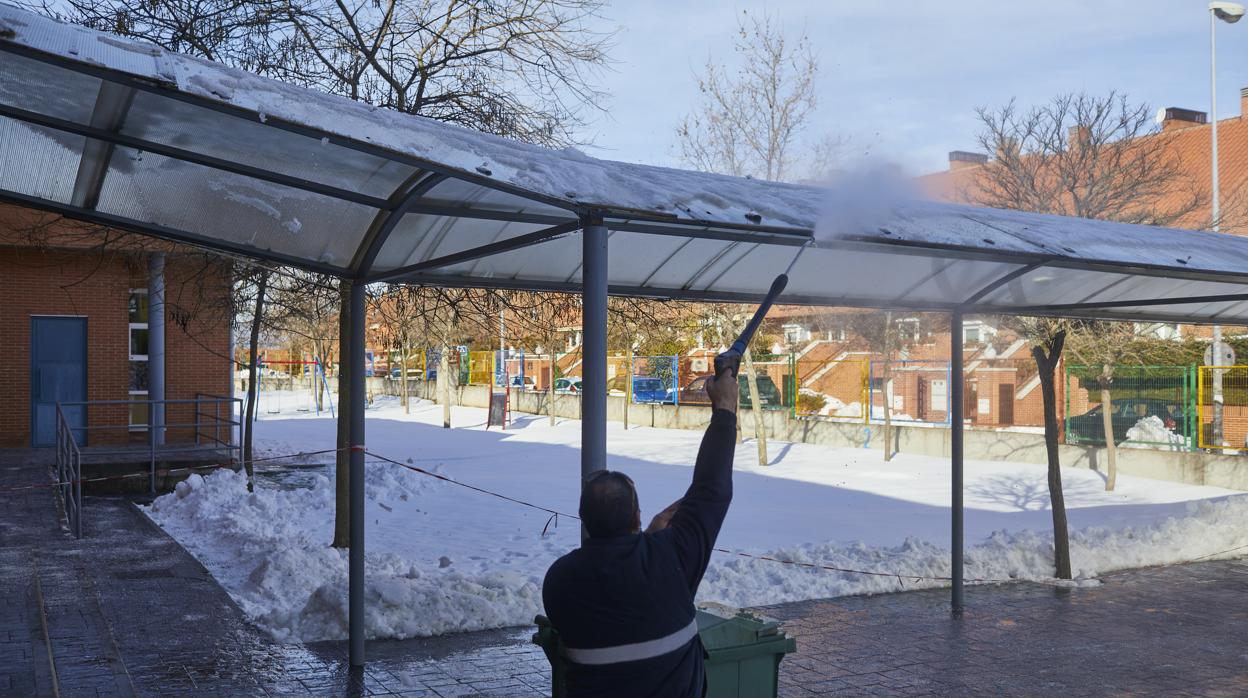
[696, 605, 786, 650]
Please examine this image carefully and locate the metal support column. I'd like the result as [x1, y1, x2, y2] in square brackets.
[149, 252, 166, 446]
[581, 218, 609, 489]
[348, 280, 367, 667]
[950, 310, 965, 614]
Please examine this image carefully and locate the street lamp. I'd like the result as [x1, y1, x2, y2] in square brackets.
[1209, 1, 1243, 448]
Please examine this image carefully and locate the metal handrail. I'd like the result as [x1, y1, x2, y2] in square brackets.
[54, 403, 82, 538]
[54, 396, 242, 495]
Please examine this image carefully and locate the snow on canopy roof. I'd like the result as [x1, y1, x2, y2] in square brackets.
[2, 2, 1248, 324]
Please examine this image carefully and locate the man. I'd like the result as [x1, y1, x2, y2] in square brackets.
[542, 372, 739, 697]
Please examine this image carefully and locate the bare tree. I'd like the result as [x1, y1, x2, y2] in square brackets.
[1065, 323, 1157, 492]
[1023, 318, 1073, 580]
[677, 11, 842, 182]
[969, 92, 1205, 226]
[970, 91, 1210, 577]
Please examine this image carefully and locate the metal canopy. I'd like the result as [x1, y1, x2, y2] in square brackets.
[3, 4, 1248, 325]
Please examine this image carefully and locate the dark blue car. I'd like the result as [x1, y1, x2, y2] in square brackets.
[609, 375, 674, 403]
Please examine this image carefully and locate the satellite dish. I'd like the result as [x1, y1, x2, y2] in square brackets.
[1154, 107, 1167, 125]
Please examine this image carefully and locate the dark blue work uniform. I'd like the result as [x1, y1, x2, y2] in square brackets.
[542, 409, 737, 698]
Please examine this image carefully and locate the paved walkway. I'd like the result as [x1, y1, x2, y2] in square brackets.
[4, 450, 1248, 696]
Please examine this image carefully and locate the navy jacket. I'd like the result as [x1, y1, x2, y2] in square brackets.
[543, 409, 737, 698]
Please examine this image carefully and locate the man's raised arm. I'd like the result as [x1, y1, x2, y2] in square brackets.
[659, 374, 739, 591]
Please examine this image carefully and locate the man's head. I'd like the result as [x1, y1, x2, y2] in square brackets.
[580, 470, 641, 538]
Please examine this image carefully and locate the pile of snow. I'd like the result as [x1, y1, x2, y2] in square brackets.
[1123, 416, 1187, 451]
[150, 465, 546, 642]
[143, 394, 1248, 643]
[799, 389, 864, 419]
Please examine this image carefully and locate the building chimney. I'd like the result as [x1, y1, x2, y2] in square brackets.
[1241, 87, 1248, 118]
[1160, 106, 1208, 132]
[948, 150, 988, 171]
[1067, 125, 1091, 145]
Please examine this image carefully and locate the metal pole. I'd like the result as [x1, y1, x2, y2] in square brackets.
[581, 217, 609, 490]
[149, 253, 166, 446]
[1210, 6, 1226, 447]
[950, 310, 965, 614]
[348, 280, 367, 667]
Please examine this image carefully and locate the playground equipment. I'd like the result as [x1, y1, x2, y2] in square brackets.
[256, 356, 335, 418]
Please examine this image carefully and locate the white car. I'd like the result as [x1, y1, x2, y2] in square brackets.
[553, 377, 582, 394]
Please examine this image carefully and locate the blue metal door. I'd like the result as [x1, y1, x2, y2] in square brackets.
[30, 317, 87, 447]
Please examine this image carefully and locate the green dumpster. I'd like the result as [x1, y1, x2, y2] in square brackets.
[533, 607, 797, 697]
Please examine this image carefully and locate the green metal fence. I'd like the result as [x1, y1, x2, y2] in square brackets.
[1064, 364, 1196, 450]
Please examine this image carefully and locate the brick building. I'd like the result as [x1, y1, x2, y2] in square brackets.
[0, 207, 233, 448]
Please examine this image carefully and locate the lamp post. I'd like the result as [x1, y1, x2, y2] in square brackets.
[1209, 2, 1243, 449]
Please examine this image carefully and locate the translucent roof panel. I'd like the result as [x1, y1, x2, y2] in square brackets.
[0, 50, 100, 124]
[96, 146, 380, 267]
[6, 2, 1248, 324]
[0, 117, 83, 202]
[120, 90, 420, 199]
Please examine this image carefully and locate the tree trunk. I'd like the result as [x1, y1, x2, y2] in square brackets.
[548, 352, 557, 426]
[624, 345, 632, 430]
[1033, 335, 1072, 580]
[313, 339, 325, 412]
[882, 311, 894, 462]
[743, 349, 768, 466]
[242, 271, 267, 493]
[401, 337, 410, 413]
[441, 346, 452, 428]
[332, 281, 350, 548]
[1100, 364, 1117, 491]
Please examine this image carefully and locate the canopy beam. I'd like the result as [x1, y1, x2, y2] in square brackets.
[364, 221, 582, 283]
[0, 101, 393, 210]
[950, 309, 965, 615]
[581, 216, 609, 502]
[69, 81, 134, 209]
[348, 279, 366, 667]
[351, 172, 448, 275]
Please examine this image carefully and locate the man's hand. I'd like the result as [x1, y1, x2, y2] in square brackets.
[645, 499, 682, 533]
[705, 373, 739, 413]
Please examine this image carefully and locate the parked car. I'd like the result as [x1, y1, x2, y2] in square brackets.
[1066, 397, 1183, 445]
[608, 375, 674, 403]
[554, 377, 582, 394]
[679, 373, 783, 409]
[390, 367, 423, 380]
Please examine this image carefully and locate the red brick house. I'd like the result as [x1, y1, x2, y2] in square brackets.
[0, 206, 233, 448]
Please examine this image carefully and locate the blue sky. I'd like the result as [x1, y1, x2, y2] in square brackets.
[576, 1, 1248, 176]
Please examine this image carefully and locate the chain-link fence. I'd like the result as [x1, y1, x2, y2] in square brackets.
[869, 360, 951, 425]
[1067, 364, 1194, 450]
[467, 351, 495, 386]
[1197, 365, 1248, 451]
[630, 355, 679, 404]
[504, 353, 555, 391]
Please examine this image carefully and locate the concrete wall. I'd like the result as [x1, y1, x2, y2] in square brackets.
[382, 379, 1248, 491]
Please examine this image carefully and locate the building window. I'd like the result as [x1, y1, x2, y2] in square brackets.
[782, 323, 809, 346]
[963, 320, 996, 345]
[895, 318, 921, 343]
[129, 289, 149, 430]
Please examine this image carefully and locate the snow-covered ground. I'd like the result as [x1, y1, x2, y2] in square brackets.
[146, 395, 1248, 643]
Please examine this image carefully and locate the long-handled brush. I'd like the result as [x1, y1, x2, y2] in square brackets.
[713, 240, 811, 378]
